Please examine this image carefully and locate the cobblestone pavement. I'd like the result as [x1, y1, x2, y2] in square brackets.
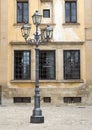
[0, 104, 92, 130]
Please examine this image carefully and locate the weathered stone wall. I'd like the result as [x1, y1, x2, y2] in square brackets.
[1, 0, 91, 105]
[0, 0, 8, 104]
[84, 0, 92, 104]
[2, 84, 89, 105]
[85, 0, 92, 84]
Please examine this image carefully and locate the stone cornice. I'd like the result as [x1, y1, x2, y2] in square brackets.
[10, 41, 84, 45]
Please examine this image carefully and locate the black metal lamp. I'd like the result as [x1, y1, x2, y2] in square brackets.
[21, 23, 31, 41]
[42, 25, 53, 41]
[32, 10, 42, 25]
[21, 10, 53, 124]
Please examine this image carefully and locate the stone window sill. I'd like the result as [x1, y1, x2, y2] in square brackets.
[62, 23, 80, 26]
[10, 79, 84, 83]
[61, 79, 84, 83]
[10, 80, 57, 83]
[13, 23, 31, 26]
[10, 80, 34, 83]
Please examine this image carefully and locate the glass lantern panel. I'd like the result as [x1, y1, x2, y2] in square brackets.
[32, 11, 42, 25]
[32, 15, 42, 25]
[49, 30, 53, 39]
[43, 30, 47, 39]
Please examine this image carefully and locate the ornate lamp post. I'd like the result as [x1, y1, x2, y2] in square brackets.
[21, 10, 53, 123]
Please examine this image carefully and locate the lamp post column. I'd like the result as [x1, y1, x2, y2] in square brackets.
[31, 25, 44, 123]
[21, 10, 53, 124]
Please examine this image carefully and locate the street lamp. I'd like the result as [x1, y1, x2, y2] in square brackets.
[21, 10, 53, 123]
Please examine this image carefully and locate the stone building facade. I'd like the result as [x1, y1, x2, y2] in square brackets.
[0, 0, 91, 105]
[0, 0, 8, 104]
[85, 0, 92, 105]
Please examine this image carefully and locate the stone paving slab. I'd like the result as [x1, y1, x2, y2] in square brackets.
[0, 104, 92, 130]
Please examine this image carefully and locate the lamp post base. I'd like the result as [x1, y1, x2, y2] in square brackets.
[31, 116, 44, 123]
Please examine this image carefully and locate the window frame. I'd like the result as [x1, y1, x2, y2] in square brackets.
[43, 9, 50, 18]
[65, 1, 77, 23]
[14, 50, 31, 80]
[63, 50, 80, 80]
[17, 1, 29, 23]
[39, 50, 56, 80]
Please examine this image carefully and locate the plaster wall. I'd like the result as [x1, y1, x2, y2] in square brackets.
[85, 0, 92, 84]
[8, 0, 85, 42]
[8, 0, 85, 83]
[0, 0, 87, 105]
[0, 0, 8, 85]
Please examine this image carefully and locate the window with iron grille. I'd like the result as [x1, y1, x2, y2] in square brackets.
[43, 97, 51, 103]
[17, 1, 28, 23]
[39, 51, 55, 80]
[43, 9, 50, 18]
[64, 97, 81, 103]
[65, 1, 77, 23]
[14, 51, 30, 80]
[13, 97, 31, 103]
[64, 50, 80, 80]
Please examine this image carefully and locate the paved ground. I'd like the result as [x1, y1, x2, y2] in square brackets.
[0, 104, 92, 130]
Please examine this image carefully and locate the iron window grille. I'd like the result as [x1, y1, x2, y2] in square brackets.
[43, 9, 50, 18]
[65, 1, 77, 23]
[39, 50, 55, 80]
[64, 50, 80, 80]
[43, 97, 51, 103]
[13, 97, 31, 103]
[14, 50, 31, 80]
[17, 1, 28, 23]
[64, 97, 81, 103]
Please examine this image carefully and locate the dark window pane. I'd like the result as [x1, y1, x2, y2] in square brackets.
[23, 3, 28, 23]
[71, 2, 77, 22]
[14, 51, 30, 80]
[39, 51, 55, 80]
[64, 50, 80, 79]
[17, 2, 28, 23]
[43, 9, 50, 18]
[17, 3, 22, 23]
[65, 2, 70, 22]
[13, 97, 31, 103]
[65, 1, 77, 23]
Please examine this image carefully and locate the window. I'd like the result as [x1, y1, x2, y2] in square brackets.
[64, 50, 80, 80]
[39, 51, 55, 80]
[17, 1, 28, 23]
[43, 9, 50, 18]
[64, 97, 81, 103]
[43, 97, 51, 103]
[13, 97, 31, 103]
[65, 1, 77, 23]
[14, 51, 30, 80]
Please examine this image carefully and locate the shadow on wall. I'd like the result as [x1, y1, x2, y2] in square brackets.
[0, 86, 2, 104]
